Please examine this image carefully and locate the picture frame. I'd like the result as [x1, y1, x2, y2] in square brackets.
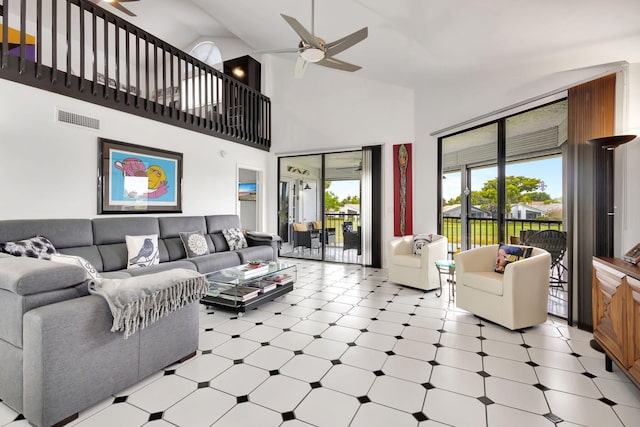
[238, 183, 257, 201]
[98, 138, 183, 214]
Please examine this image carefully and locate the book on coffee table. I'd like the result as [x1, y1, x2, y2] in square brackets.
[222, 263, 270, 280]
[263, 273, 293, 285]
[218, 286, 260, 301]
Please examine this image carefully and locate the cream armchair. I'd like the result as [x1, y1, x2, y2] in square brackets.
[455, 245, 551, 330]
[388, 235, 448, 291]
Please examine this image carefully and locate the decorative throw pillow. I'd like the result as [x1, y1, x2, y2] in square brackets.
[413, 234, 433, 255]
[50, 253, 100, 280]
[293, 223, 308, 232]
[312, 221, 322, 230]
[125, 234, 160, 269]
[222, 228, 248, 251]
[495, 244, 533, 273]
[179, 230, 209, 258]
[0, 235, 57, 260]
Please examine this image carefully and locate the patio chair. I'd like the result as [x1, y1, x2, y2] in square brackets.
[342, 222, 361, 256]
[292, 223, 320, 253]
[521, 230, 568, 298]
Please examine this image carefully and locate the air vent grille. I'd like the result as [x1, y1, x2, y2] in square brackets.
[57, 109, 100, 130]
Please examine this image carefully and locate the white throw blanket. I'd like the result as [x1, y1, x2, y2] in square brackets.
[89, 268, 208, 339]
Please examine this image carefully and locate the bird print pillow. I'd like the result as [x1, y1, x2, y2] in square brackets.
[126, 234, 160, 269]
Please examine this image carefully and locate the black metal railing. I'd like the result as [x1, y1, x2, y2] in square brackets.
[0, 0, 270, 150]
[324, 213, 360, 244]
[442, 216, 563, 254]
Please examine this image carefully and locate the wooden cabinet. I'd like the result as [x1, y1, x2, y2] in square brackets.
[593, 257, 640, 387]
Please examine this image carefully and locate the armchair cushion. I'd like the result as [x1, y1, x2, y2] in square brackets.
[292, 223, 308, 232]
[495, 243, 533, 273]
[413, 234, 433, 255]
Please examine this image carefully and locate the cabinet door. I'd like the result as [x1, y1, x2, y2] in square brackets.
[627, 276, 640, 381]
[593, 261, 626, 366]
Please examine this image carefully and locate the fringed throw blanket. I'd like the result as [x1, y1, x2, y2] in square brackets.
[89, 269, 208, 339]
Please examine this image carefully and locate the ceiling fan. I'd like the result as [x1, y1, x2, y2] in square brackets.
[89, 0, 138, 17]
[258, 0, 368, 78]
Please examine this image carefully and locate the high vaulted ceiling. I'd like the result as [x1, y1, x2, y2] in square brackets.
[98, 0, 640, 90]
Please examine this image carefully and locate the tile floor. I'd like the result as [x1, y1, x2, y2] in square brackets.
[2, 259, 640, 426]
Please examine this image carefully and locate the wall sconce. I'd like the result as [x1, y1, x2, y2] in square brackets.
[303, 182, 312, 190]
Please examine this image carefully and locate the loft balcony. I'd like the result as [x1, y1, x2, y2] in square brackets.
[0, 0, 270, 150]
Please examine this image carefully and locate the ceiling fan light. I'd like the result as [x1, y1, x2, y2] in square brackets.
[300, 48, 325, 63]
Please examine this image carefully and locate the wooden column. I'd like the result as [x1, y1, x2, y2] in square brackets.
[568, 73, 616, 330]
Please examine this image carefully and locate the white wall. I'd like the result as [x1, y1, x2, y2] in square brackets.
[619, 63, 640, 254]
[262, 55, 415, 262]
[0, 79, 271, 221]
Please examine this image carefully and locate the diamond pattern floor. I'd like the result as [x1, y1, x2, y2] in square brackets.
[2, 259, 640, 426]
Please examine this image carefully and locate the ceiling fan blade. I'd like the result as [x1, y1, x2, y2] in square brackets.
[116, 0, 140, 3]
[253, 47, 301, 55]
[280, 14, 322, 50]
[325, 27, 368, 57]
[109, 2, 137, 16]
[295, 56, 308, 79]
[317, 57, 361, 72]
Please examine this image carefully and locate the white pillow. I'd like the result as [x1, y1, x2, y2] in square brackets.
[50, 253, 100, 280]
[126, 234, 160, 269]
[413, 234, 433, 255]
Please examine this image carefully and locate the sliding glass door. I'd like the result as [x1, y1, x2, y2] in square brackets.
[278, 151, 367, 265]
[439, 99, 568, 317]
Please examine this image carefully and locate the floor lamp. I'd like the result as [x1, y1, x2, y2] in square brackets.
[587, 134, 637, 353]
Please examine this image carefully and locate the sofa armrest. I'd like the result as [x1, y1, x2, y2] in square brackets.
[0, 256, 86, 296]
[23, 295, 140, 427]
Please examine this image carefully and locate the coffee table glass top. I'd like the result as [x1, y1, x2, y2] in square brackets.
[205, 262, 295, 287]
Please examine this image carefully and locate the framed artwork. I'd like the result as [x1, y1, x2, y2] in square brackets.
[98, 138, 182, 214]
[393, 143, 413, 236]
[238, 183, 257, 201]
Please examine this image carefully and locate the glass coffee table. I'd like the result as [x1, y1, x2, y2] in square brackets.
[200, 262, 296, 316]
[434, 259, 455, 301]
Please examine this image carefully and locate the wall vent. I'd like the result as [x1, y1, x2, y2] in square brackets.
[56, 109, 100, 130]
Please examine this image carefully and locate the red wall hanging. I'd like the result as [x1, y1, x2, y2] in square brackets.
[393, 143, 413, 236]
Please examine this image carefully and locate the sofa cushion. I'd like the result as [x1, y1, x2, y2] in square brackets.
[235, 246, 276, 263]
[186, 251, 242, 273]
[462, 272, 504, 296]
[222, 228, 248, 251]
[124, 260, 197, 276]
[390, 254, 422, 268]
[495, 244, 533, 273]
[180, 231, 209, 258]
[50, 254, 100, 280]
[93, 217, 160, 245]
[58, 246, 104, 272]
[413, 234, 433, 255]
[0, 236, 57, 260]
[0, 256, 86, 295]
[126, 235, 160, 269]
[0, 219, 93, 249]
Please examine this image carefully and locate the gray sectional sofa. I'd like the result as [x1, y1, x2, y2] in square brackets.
[0, 214, 277, 427]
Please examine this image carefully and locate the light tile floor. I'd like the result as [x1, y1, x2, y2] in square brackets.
[2, 259, 640, 426]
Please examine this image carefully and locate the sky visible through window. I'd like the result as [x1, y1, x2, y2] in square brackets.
[443, 156, 562, 202]
[328, 180, 360, 200]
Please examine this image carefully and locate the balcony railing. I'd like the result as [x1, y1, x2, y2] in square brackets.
[0, 0, 270, 150]
[325, 213, 360, 244]
[442, 216, 563, 254]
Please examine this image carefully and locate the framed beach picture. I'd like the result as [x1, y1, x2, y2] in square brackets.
[98, 138, 182, 214]
[238, 183, 257, 201]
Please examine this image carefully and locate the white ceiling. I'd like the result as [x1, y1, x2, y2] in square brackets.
[101, 0, 640, 90]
